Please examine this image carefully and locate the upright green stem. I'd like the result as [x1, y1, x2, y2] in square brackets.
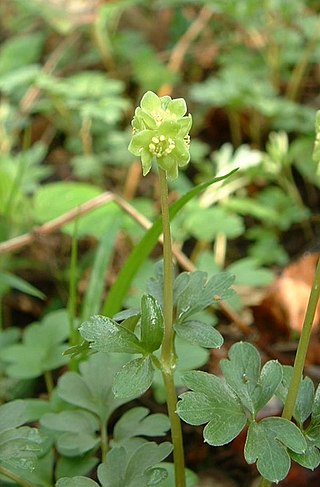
[158, 168, 186, 487]
[259, 258, 320, 487]
[282, 258, 320, 420]
[44, 370, 54, 396]
[100, 420, 108, 461]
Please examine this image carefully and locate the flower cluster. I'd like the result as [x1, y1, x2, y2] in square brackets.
[128, 91, 192, 180]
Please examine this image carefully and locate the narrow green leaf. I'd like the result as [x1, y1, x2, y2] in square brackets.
[0, 271, 45, 299]
[174, 320, 223, 349]
[140, 294, 163, 352]
[102, 170, 237, 317]
[113, 356, 154, 399]
[81, 218, 121, 320]
[79, 315, 143, 354]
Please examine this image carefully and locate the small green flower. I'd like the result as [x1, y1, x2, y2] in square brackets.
[128, 91, 192, 180]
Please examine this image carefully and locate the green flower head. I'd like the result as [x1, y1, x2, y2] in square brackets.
[128, 91, 192, 180]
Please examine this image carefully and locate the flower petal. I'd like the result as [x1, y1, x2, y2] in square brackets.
[175, 139, 191, 166]
[140, 91, 161, 113]
[128, 130, 153, 156]
[168, 98, 187, 118]
[140, 149, 153, 176]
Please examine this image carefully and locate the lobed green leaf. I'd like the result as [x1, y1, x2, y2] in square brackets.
[79, 315, 143, 354]
[177, 371, 247, 445]
[113, 356, 154, 399]
[113, 407, 170, 443]
[221, 342, 282, 416]
[174, 320, 223, 349]
[245, 417, 306, 482]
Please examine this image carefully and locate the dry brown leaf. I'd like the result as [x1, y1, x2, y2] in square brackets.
[253, 253, 320, 339]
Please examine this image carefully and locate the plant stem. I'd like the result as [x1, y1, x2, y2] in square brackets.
[282, 258, 320, 420]
[159, 169, 174, 365]
[259, 258, 320, 487]
[259, 478, 272, 487]
[44, 370, 54, 396]
[68, 220, 79, 351]
[158, 168, 186, 487]
[100, 420, 108, 461]
[0, 464, 35, 487]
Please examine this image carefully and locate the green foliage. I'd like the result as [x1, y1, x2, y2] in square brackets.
[111, 407, 170, 445]
[56, 353, 129, 424]
[177, 342, 311, 482]
[102, 170, 237, 317]
[33, 182, 122, 239]
[244, 417, 306, 483]
[0, 310, 70, 379]
[1, 1, 320, 485]
[0, 400, 43, 471]
[57, 441, 173, 487]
